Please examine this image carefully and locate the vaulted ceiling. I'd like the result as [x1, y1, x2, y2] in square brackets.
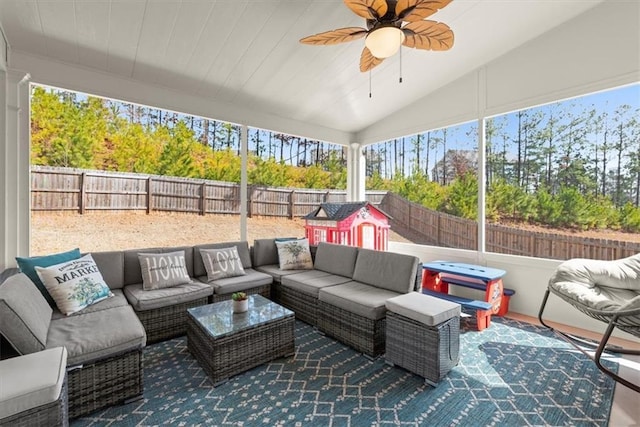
[0, 0, 624, 142]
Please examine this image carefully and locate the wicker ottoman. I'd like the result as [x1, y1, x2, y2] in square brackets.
[385, 292, 460, 386]
[0, 347, 68, 426]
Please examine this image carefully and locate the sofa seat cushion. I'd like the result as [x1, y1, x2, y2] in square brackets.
[199, 268, 273, 295]
[281, 270, 352, 297]
[352, 249, 419, 294]
[254, 264, 309, 282]
[51, 289, 128, 320]
[319, 281, 401, 320]
[46, 305, 146, 366]
[0, 273, 52, 355]
[124, 281, 212, 311]
[314, 243, 359, 278]
[0, 346, 67, 419]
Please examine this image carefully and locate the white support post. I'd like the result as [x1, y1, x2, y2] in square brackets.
[1, 70, 31, 269]
[347, 142, 366, 202]
[240, 124, 248, 242]
[477, 68, 487, 261]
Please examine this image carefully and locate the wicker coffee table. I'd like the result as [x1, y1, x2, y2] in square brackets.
[186, 295, 295, 385]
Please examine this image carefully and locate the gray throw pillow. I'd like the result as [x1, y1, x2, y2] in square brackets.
[138, 251, 191, 290]
[200, 247, 246, 281]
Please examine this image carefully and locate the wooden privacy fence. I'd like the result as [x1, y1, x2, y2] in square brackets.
[31, 166, 639, 261]
[379, 192, 640, 261]
[30, 166, 387, 218]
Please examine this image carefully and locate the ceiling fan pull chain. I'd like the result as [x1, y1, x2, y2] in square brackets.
[399, 46, 403, 84]
[369, 70, 372, 98]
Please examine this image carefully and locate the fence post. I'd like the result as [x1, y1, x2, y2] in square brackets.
[147, 177, 153, 214]
[289, 190, 295, 219]
[247, 185, 253, 218]
[200, 182, 206, 215]
[79, 172, 86, 214]
[437, 212, 441, 246]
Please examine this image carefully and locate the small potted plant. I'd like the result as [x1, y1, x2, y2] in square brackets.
[231, 292, 248, 313]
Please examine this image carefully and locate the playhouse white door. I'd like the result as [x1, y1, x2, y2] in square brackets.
[359, 224, 375, 249]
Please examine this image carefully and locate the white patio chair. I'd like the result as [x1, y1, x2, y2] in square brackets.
[538, 253, 640, 393]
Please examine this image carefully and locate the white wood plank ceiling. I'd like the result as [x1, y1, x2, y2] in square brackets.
[0, 0, 605, 135]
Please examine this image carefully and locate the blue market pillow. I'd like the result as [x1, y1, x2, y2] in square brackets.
[16, 248, 82, 307]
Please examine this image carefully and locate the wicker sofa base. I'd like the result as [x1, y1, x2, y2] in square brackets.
[136, 296, 209, 343]
[385, 311, 460, 385]
[277, 285, 318, 326]
[67, 349, 142, 419]
[317, 300, 386, 357]
[187, 310, 295, 385]
[212, 284, 271, 303]
[0, 377, 68, 427]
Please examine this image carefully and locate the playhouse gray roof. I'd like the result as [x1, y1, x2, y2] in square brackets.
[304, 202, 391, 221]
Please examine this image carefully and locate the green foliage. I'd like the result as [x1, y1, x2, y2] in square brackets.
[534, 187, 563, 227]
[442, 174, 478, 220]
[620, 203, 640, 233]
[488, 180, 536, 222]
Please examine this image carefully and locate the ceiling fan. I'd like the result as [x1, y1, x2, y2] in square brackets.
[300, 0, 454, 72]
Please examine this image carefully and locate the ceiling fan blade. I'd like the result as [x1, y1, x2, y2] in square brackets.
[360, 47, 384, 72]
[300, 27, 368, 45]
[396, 0, 452, 22]
[344, 0, 388, 20]
[402, 20, 454, 51]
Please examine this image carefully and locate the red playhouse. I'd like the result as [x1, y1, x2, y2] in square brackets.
[303, 202, 391, 250]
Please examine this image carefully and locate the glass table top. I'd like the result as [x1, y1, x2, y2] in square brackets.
[187, 295, 294, 339]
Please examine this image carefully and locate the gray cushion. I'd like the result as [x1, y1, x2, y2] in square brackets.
[46, 305, 146, 365]
[124, 281, 212, 311]
[123, 246, 194, 286]
[254, 264, 310, 282]
[386, 292, 461, 326]
[51, 289, 128, 320]
[318, 281, 400, 320]
[198, 268, 273, 295]
[314, 242, 359, 278]
[194, 242, 252, 277]
[252, 239, 279, 267]
[0, 273, 52, 355]
[281, 270, 351, 297]
[0, 346, 67, 419]
[86, 250, 125, 289]
[352, 249, 419, 294]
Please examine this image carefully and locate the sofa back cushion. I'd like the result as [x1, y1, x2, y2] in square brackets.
[314, 242, 359, 278]
[0, 273, 52, 355]
[194, 241, 251, 277]
[123, 246, 194, 286]
[252, 238, 279, 267]
[87, 250, 125, 289]
[352, 248, 419, 294]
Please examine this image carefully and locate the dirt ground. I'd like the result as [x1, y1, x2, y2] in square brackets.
[30, 211, 638, 256]
[30, 212, 412, 255]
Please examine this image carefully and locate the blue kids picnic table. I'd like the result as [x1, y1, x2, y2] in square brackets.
[421, 261, 512, 330]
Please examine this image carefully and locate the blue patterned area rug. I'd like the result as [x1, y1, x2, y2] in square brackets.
[73, 317, 617, 426]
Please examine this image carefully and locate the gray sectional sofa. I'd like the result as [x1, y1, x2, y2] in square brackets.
[0, 238, 419, 419]
[253, 239, 421, 356]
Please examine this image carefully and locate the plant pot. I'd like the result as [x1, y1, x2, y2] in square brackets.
[233, 299, 248, 313]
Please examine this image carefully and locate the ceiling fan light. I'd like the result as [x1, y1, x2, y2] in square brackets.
[365, 26, 405, 59]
